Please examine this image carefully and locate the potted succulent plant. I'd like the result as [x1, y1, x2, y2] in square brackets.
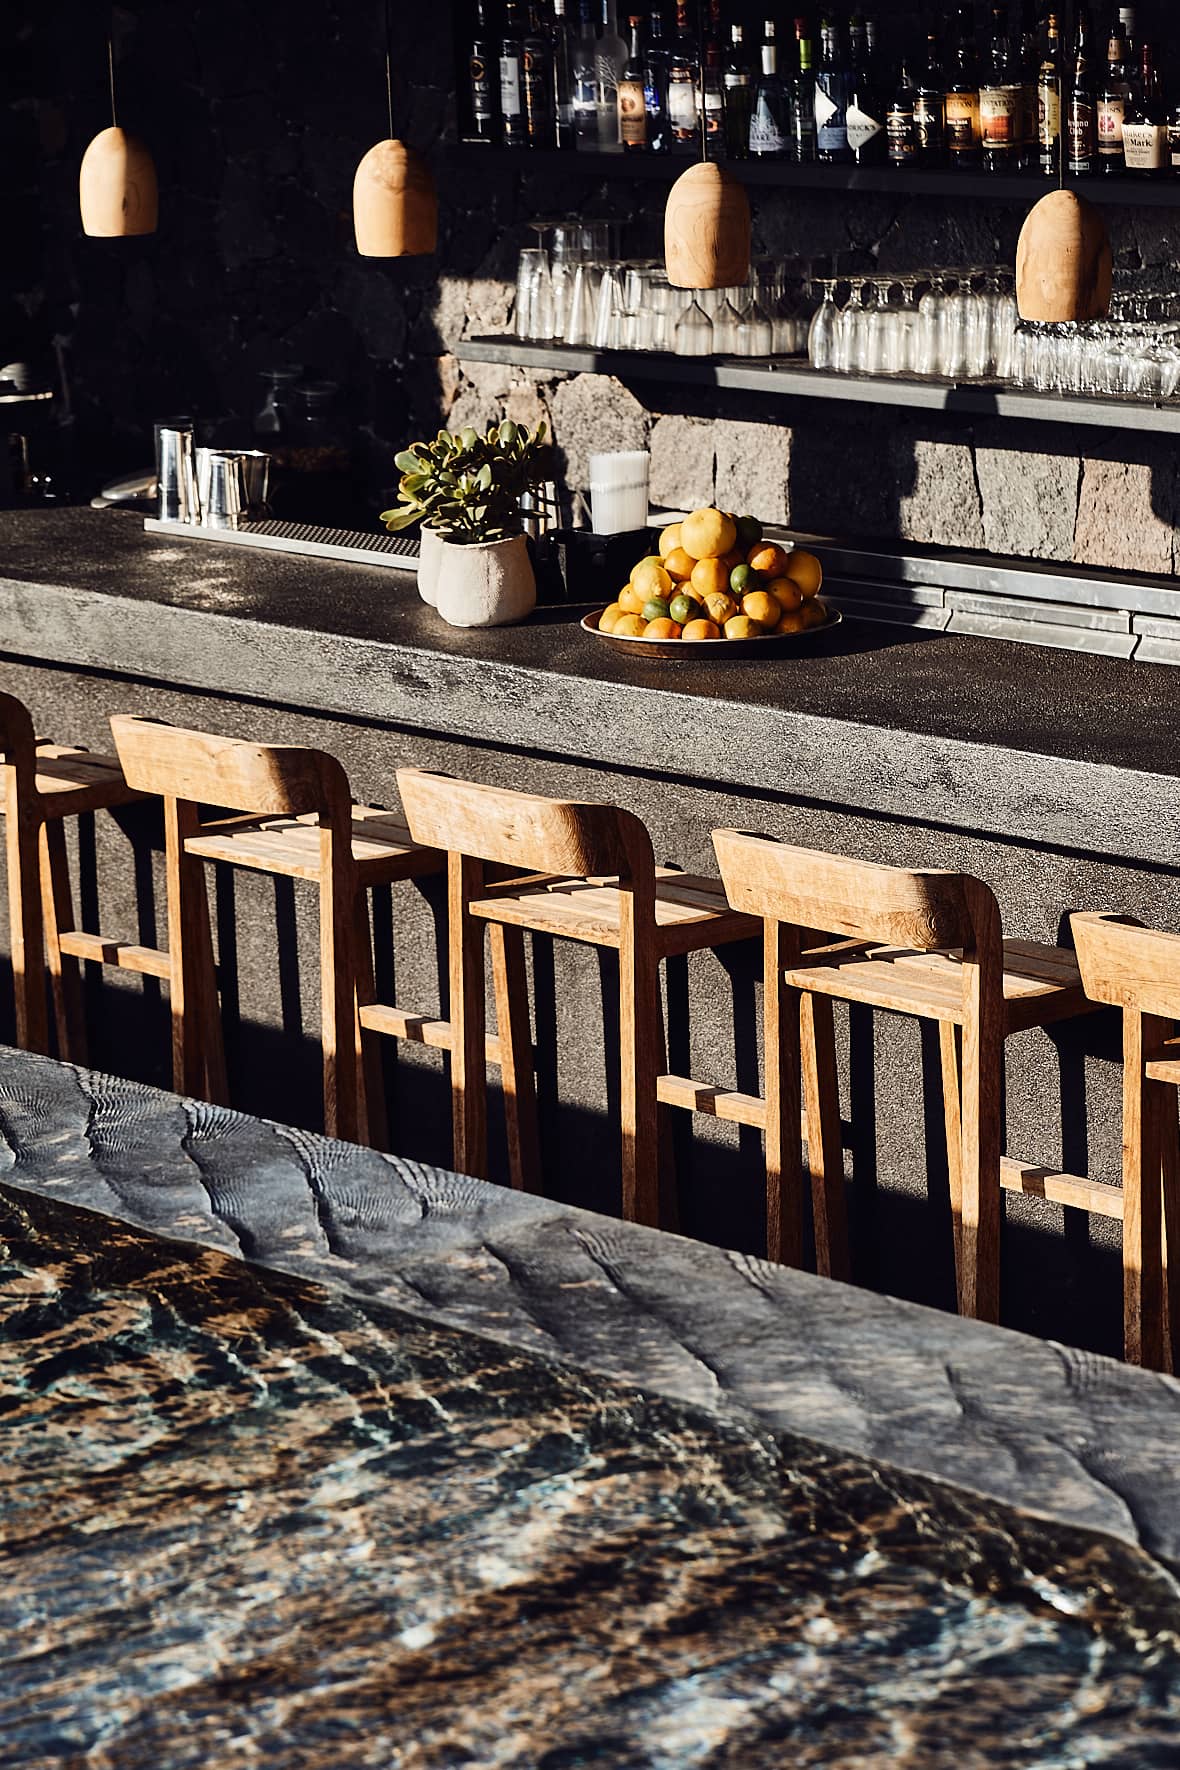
[381, 419, 548, 628]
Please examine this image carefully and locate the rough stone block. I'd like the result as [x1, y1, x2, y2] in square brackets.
[786, 410, 902, 540]
[649, 414, 715, 511]
[1074, 449, 1178, 576]
[974, 437, 1080, 563]
[714, 418, 791, 524]
[897, 431, 984, 550]
[548, 374, 650, 491]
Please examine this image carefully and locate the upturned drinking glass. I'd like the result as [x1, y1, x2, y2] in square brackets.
[808, 279, 841, 370]
[674, 294, 714, 357]
[515, 247, 553, 342]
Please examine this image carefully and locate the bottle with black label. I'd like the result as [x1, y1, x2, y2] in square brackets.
[1038, 11, 1063, 175]
[914, 30, 948, 166]
[701, 11, 725, 159]
[846, 11, 886, 166]
[1097, 22, 1132, 174]
[644, 7, 671, 153]
[463, 0, 498, 143]
[814, 14, 852, 163]
[724, 23, 753, 160]
[750, 18, 790, 159]
[523, 3, 555, 148]
[1068, 19, 1097, 175]
[500, 0, 528, 147]
[946, 5, 981, 169]
[552, 0, 576, 148]
[790, 16, 817, 162]
[887, 55, 919, 167]
[1122, 41, 1166, 176]
[618, 14, 648, 150]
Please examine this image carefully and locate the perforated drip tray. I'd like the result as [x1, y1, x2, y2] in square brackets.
[144, 516, 420, 569]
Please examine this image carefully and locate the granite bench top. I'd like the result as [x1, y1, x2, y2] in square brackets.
[3, 1048, 1180, 1763]
[1, 506, 1179, 862]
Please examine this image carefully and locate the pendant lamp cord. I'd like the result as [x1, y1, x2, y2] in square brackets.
[384, 0, 395, 141]
[1058, 0, 1070, 189]
[697, 0, 706, 163]
[107, 35, 117, 129]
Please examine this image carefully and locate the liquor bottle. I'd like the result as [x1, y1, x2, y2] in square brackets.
[1068, 22, 1097, 176]
[644, 7, 671, 153]
[946, 4, 982, 170]
[552, 0, 577, 147]
[500, 0, 528, 148]
[749, 19, 790, 159]
[914, 30, 948, 167]
[1122, 42, 1167, 176]
[701, 10, 725, 159]
[463, 0, 498, 144]
[790, 16, 817, 163]
[1096, 20, 1132, 175]
[668, 1, 700, 152]
[814, 14, 852, 164]
[1169, 100, 1180, 178]
[1038, 11, 1063, 176]
[573, 0, 600, 149]
[1017, 0, 1040, 170]
[887, 54, 920, 167]
[1119, 5, 1137, 57]
[846, 10, 887, 166]
[523, 3, 556, 148]
[618, 14, 648, 150]
[979, 5, 1022, 173]
[724, 23, 753, 160]
[596, 0, 628, 151]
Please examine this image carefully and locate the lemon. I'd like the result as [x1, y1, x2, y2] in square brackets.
[658, 522, 682, 557]
[613, 612, 646, 637]
[619, 583, 647, 615]
[663, 547, 696, 582]
[644, 617, 682, 639]
[724, 614, 762, 639]
[742, 589, 780, 627]
[682, 617, 722, 641]
[680, 507, 737, 561]
[768, 577, 803, 612]
[775, 609, 806, 634]
[633, 558, 673, 599]
[784, 549, 823, 597]
[703, 590, 738, 625]
[599, 602, 625, 633]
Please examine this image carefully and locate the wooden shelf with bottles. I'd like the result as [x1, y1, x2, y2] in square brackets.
[444, 142, 1180, 206]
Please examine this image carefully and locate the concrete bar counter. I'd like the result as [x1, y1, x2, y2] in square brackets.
[1, 505, 1178, 1355]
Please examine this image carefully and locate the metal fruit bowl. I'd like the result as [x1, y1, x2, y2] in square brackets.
[581, 604, 842, 660]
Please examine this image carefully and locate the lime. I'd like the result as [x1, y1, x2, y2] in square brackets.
[642, 596, 671, 622]
[730, 562, 755, 595]
[669, 592, 702, 625]
[735, 514, 763, 551]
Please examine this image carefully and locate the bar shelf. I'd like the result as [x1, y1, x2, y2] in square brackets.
[447, 145, 1180, 208]
[458, 336, 1180, 437]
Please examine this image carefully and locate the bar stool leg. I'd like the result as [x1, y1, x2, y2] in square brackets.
[165, 799, 228, 1106]
[1163, 1085, 1180, 1375]
[801, 991, 850, 1282]
[351, 893, 390, 1152]
[619, 922, 659, 1228]
[939, 1022, 965, 1292]
[450, 852, 488, 1180]
[489, 921, 541, 1192]
[1123, 1008, 1168, 1368]
[6, 793, 48, 1056]
[38, 820, 87, 1064]
[764, 919, 804, 1267]
[958, 1008, 1002, 1325]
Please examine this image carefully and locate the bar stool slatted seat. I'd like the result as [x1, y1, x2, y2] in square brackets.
[708, 831, 1096, 1323]
[396, 767, 760, 1224]
[1072, 912, 1180, 1369]
[110, 715, 447, 1147]
[0, 690, 145, 1060]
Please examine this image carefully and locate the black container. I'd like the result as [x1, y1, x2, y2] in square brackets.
[536, 526, 653, 603]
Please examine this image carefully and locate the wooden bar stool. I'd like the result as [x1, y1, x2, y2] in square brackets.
[0, 689, 144, 1060]
[711, 831, 1095, 1323]
[109, 715, 445, 1145]
[1071, 912, 1180, 1369]
[395, 768, 759, 1225]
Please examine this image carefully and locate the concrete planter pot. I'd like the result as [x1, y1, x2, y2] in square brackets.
[434, 534, 536, 628]
[416, 524, 443, 607]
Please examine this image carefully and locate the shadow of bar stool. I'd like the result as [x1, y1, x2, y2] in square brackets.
[395, 768, 759, 1224]
[0, 689, 144, 1060]
[710, 831, 1096, 1323]
[109, 715, 448, 1145]
[1072, 912, 1180, 1369]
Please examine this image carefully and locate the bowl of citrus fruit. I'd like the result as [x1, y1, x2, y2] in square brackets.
[582, 507, 838, 658]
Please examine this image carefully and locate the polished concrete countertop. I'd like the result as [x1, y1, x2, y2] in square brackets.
[1, 507, 1179, 863]
[3, 1047, 1180, 1766]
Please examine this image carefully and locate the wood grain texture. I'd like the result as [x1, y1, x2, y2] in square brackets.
[78, 126, 158, 237]
[664, 161, 751, 290]
[1016, 189, 1112, 323]
[352, 138, 437, 258]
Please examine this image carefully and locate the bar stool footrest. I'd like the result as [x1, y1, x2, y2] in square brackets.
[359, 1001, 530, 1070]
[57, 931, 171, 980]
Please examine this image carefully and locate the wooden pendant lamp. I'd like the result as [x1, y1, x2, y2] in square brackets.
[79, 37, 157, 237]
[352, 2, 437, 258]
[664, 2, 749, 289]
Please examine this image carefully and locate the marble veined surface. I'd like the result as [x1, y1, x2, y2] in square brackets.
[2, 1050, 1180, 1763]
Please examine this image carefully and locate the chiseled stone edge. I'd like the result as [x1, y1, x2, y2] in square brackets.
[2, 1045, 1180, 1597]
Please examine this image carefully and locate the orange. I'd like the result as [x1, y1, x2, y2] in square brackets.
[774, 609, 806, 634]
[612, 612, 646, 637]
[663, 547, 696, 582]
[702, 589, 738, 625]
[682, 618, 722, 641]
[748, 542, 792, 578]
[598, 602, 625, 633]
[741, 589, 781, 627]
[719, 547, 745, 572]
[680, 507, 738, 561]
[690, 556, 732, 598]
[799, 597, 828, 628]
[644, 617, 683, 639]
[658, 522, 683, 557]
[768, 577, 803, 612]
[784, 548, 823, 597]
[724, 614, 763, 639]
[618, 583, 647, 615]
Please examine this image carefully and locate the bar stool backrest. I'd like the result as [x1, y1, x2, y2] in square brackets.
[713, 830, 980, 952]
[0, 692, 37, 792]
[397, 768, 653, 884]
[110, 716, 351, 823]
[1072, 912, 1180, 1017]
